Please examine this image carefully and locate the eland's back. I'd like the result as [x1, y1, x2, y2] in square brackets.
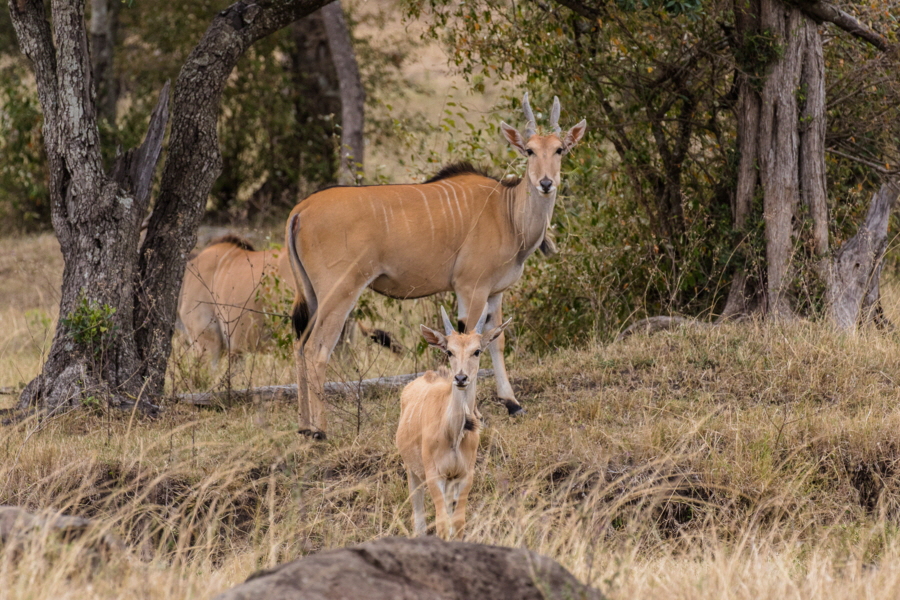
[289, 169, 520, 300]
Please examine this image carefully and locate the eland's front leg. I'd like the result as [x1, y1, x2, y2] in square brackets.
[485, 293, 523, 415]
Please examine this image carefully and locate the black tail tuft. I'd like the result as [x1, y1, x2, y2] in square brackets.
[292, 301, 311, 340]
[368, 328, 399, 354]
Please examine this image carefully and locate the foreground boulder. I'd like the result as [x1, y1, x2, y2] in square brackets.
[0, 505, 124, 559]
[214, 536, 603, 600]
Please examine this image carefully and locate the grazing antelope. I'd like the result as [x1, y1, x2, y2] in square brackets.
[178, 235, 396, 368]
[287, 93, 586, 439]
[396, 307, 510, 539]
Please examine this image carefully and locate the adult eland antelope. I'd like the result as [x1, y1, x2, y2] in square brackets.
[178, 235, 396, 368]
[287, 93, 587, 439]
[396, 307, 509, 539]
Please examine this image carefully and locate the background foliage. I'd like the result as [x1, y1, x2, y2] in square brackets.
[0, 0, 897, 343]
[403, 0, 900, 346]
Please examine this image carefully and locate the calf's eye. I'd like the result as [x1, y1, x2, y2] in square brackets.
[474, 350, 481, 357]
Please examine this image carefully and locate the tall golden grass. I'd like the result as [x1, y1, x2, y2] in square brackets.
[5, 232, 900, 599]
[5, 262, 900, 600]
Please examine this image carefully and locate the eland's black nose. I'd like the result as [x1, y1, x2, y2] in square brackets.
[454, 374, 469, 387]
[540, 178, 553, 193]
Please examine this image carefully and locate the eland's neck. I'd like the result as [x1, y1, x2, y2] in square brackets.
[506, 181, 556, 257]
[444, 378, 478, 448]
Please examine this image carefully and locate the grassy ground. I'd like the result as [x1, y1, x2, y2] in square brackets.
[5, 242, 900, 600]
[3, 26, 900, 594]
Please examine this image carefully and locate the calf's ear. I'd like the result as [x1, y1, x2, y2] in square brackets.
[421, 325, 448, 350]
[481, 318, 513, 349]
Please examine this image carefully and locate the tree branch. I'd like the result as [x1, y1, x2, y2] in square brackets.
[795, 0, 892, 52]
[50, 0, 104, 191]
[827, 147, 900, 175]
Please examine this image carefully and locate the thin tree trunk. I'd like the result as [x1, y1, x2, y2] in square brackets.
[798, 20, 828, 260]
[758, 0, 803, 319]
[321, 0, 364, 184]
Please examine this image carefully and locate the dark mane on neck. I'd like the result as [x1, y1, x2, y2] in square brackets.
[425, 162, 520, 188]
[207, 234, 255, 252]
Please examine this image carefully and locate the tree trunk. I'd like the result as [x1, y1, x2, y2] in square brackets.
[89, 0, 118, 126]
[726, 0, 827, 320]
[11, 0, 335, 412]
[321, 0, 364, 184]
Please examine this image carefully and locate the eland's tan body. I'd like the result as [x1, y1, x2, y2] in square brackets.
[178, 235, 395, 368]
[287, 94, 586, 438]
[396, 308, 509, 539]
[178, 235, 289, 367]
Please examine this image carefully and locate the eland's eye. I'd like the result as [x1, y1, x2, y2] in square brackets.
[447, 350, 453, 358]
[555, 147, 563, 155]
[474, 349, 481, 357]
[526, 148, 535, 156]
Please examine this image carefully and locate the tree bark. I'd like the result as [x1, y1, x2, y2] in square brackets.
[321, 0, 364, 184]
[11, 0, 335, 411]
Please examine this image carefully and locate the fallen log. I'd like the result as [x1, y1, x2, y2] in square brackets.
[616, 316, 711, 341]
[178, 369, 495, 407]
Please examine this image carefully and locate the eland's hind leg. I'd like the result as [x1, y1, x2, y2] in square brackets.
[300, 278, 371, 438]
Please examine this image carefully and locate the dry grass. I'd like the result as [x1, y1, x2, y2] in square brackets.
[5, 292, 900, 598]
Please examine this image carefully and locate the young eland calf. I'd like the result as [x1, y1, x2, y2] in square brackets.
[395, 307, 510, 539]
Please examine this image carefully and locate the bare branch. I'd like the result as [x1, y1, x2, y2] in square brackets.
[796, 0, 892, 52]
[827, 148, 900, 175]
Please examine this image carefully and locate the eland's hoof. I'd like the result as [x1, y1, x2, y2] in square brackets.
[503, 400, 526, 417]
[298, 428, 328, 441]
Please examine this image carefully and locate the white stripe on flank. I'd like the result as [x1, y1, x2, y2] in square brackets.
[381, 202, 390, 233]
[395, 191, 412, 236]
[414, 187, 435, 242]
[441, 182, 458, 235]
[444, 180, 465, 228]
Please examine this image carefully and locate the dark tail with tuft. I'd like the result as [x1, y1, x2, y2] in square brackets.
[357, 323, 404, 354]
[292, 301, 310, 340]
[287, 213, 317, 342]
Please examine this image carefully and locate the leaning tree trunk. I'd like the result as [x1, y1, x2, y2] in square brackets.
[11, 0, 334, 412]
[321, 0, 364, 184]
[827, 180, 900, 330]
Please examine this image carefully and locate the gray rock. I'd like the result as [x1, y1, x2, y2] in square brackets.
[214, 536, 604, 600]
[0, 505, 124, 560]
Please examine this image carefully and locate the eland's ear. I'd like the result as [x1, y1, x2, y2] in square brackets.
[500, 122, 529, 156]
[561, 119, 587, 153]
[481, 317, 513, 349]
[420, 324, 448, 350]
